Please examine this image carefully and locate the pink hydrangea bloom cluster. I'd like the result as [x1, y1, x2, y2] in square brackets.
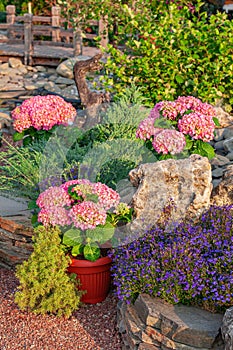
[178, 112, 215, 142]
[69, 202, 107, 230]
[36, 186, 71, 226]
[136, 117, 161, 140]
[36, 179, 121, 230]
[12, 95, 77, 132]
[152, 129, 186, 155]
[136, 96, 216, 155]
[93, 182, 120, 210]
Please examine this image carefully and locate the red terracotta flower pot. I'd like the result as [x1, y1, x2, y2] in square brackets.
[67, 256, 112, 304]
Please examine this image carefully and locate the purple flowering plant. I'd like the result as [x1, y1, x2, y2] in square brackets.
[136, 96, 219, 160]
[110, 205, 233, 312]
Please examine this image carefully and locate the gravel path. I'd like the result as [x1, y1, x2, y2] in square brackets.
[0, 268, 122, 350]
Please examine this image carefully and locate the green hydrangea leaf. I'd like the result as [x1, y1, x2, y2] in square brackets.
[86, 222, 115, 244]
[184, 136, 194, 150]
[83, 243, 100, 261]
[71, 243, 84, 257]
[213, 117, 220, 127]
[200, 142, 215, 159]
[13, 131, 24, 141]
[63, 228, 83, 246]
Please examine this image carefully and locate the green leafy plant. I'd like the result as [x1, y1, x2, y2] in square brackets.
[15, 225, 83, 318]
[103, 0, 233, 108]
[65, 85, 153, 187]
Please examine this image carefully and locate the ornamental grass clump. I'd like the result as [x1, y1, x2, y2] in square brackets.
[136, 96, 218, 160]
[110, 205, 233, 313]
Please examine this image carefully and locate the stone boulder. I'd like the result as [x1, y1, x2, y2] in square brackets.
[56, 56, 91, 79]
[221, 307, 233, 350]
[214, 107, 233, 128]
[8, 57, 23, 68]
[129, 155, 212, 232]
[210, 165, 233, 206]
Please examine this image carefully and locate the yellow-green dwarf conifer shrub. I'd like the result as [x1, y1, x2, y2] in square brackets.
[15, 225, 83, 318]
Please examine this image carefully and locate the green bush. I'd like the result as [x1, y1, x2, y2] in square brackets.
[63, 86, 153, 188]
[103, 0, 233, 108]
[15, 225, 83, 318]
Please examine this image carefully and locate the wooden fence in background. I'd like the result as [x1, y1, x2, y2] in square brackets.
[0, 5, 108, 65]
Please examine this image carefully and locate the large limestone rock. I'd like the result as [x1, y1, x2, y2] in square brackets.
[221, 307, 233, 350]
[129, 155, 212, 232]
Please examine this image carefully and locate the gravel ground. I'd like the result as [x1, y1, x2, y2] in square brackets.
[0, 268, 122, 350]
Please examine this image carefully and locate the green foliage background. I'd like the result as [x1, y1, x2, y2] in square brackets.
[102, 0, 233, 108]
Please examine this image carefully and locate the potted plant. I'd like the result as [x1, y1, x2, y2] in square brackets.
[34, 179, 133, 303]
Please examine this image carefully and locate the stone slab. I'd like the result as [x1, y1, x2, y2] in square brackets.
[0, 195, 30, 217]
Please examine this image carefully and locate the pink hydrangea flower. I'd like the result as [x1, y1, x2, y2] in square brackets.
[152, 129, 186, 155]
[69, 201, 107, 230]
[12, 95, 77, 132]
[93, 182, 120, 210]
[12, 115, 31, 133]
[174, 96, 203, 115]
[152, 101, 179, 120]
[178, 112, 215, 142]
[38, 207, 71, 226]
[36, 186, 71, 209]
[60, 179, 92, 192]
[136, 118, 161, 141]
[36, 179, 123, 230]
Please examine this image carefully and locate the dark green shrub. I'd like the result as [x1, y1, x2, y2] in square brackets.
[15, 225, 83, 318]
[64, 86, 154, 188]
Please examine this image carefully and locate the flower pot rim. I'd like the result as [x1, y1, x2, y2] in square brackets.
[69, 255, 112, 268]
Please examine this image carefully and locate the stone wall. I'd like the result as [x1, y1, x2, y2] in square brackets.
[0, 215, 33, 269]
[117, 294, 224, 350]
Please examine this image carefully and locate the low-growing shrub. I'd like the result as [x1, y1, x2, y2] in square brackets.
[110, 205, 233, 312]
[15, 225, 83, 317]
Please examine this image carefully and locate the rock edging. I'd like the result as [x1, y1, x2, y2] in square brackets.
[0, 215, 33, 269]
[117, 294, 224, 350]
